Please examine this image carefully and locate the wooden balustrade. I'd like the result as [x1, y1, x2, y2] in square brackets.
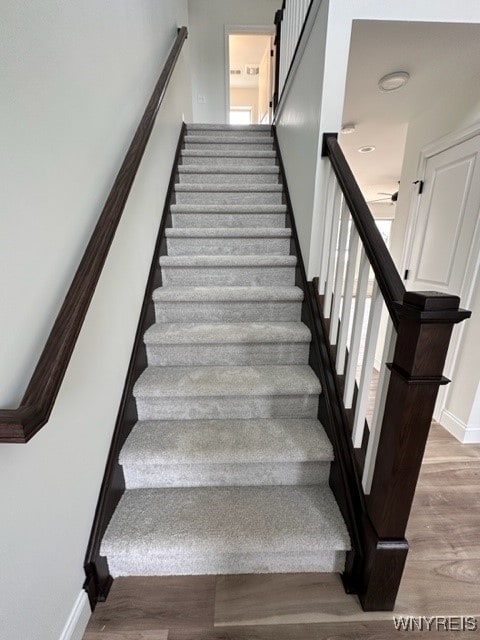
[274, 0, 314, 112]
[318, 133, 471, 609]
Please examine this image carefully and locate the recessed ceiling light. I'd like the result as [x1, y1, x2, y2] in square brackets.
[378, 71, 410, 92]
[358, 145, 376, 153]
[341, 123, 356, 135]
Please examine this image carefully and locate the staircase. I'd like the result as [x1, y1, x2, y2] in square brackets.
[100, 124, 350, 577]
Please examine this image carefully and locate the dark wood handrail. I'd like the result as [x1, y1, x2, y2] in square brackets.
[0, 26, 188, 444]
[322, 133, 406, 328]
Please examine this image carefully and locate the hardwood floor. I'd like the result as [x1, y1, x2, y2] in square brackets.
[83, 424, 480, 640]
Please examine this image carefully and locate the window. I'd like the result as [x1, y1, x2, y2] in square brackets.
[375, 219, 393, 248]
[229, 108, 252, 125]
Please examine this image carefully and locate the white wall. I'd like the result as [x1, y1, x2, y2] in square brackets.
[187, 0, 278, 123]
[391, 81, 480, 443]
[0, 2, 192, 639]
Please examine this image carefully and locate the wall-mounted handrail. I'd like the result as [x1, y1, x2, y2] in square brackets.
[0, 26, 188, 444]
[322, 133, 405, 327]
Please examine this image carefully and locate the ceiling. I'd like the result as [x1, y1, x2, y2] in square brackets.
[340, 20, 480, 207]
[229, 34, 272, 89]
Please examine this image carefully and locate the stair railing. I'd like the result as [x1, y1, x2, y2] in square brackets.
[318, 133, 471, 610]
[273, 0, 316, 113]
[0, 27, 188, 444]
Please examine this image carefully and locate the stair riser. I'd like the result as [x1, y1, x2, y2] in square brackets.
[161, 266, 296, 287]
[123, 461, 329, 489]
[166, 237, 291, 256]
[145, 342, 310, 366]
[135, 394, 319, 421]
[184, 143, 274, 152]
[154, 301, 302, 323]
[178, 172, 280, 185]
[106, 550, 346, 577]
[174, 191, 283, 205]
[181, 155, 277, 167]
[171, 213, 286, 228]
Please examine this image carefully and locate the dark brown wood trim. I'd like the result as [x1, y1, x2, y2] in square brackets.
[0, 27, 188, 444]
[273, 7, 283, 111]
[273, 128, 366, 597]
[83, 123, 187, 610]
[322, 133, 405, 327]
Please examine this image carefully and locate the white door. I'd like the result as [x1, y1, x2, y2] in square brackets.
[407, 133, 480, 296]
[405, 131, 480, 419]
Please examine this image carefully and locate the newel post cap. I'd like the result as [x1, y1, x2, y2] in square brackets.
[395, 291, 471, 325]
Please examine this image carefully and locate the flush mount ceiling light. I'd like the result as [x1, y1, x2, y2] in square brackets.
[341, 123, 356, 135]
[378, 71, 410, 92]
[358, 145, 376, 153]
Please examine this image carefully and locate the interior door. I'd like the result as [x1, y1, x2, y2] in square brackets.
[407, 133, 480, 297]
[406, 132, 480, 419]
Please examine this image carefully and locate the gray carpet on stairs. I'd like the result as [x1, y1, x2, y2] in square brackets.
[101, 123, 350, 577]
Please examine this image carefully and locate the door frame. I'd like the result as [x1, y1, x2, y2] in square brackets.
[224, 25, 276, 125]
[402, 121, 480, 423]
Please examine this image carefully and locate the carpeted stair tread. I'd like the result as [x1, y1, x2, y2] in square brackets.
[185, 135, 273, 145]
[175, 183, 283, 193]
[159, 255, 296, 268]
[187, 124, 272, 133]
[100, 485, 350, 576]
[178, 165, 279, 174]
[152, 285, 303, 303]
[120, 419, 332, 466]
[165, 227, 290, 238]
[134, 365, 320, 399]
[143, 322, 310, 345]
[170, 204, 287, 214]
[181, 149, 277, 158]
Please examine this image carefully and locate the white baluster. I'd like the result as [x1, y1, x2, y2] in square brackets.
[351, 282, 384, 448]
[336, 225, 359, 375]
[323, 184, 343, 318]
[318, 164, 335, 295]
[343, 249, 369, 408]
[329, 204, 350, 345]
[362, 319, 396, 494]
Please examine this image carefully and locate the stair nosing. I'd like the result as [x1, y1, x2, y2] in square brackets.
[152, 285, 304, 302]
[133, 364, 321, 398]
[159, 255, 296, 267]
[143, 322, 311, 345]
[165, 227, 291, 238]
[120, 418, 333, 466]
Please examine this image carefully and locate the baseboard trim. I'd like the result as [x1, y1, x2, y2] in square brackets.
[59, 591, 91, 640]
[440, 408, 480, 443]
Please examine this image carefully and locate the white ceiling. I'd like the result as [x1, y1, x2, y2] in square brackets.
[340, 20, 480, 205]
[229, 34, 272, 89]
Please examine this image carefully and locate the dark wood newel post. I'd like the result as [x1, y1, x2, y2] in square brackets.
[359, 291, 471, 610]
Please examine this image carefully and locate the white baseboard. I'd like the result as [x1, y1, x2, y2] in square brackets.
[439, 408, 480, 444]
[59, 591, 91, 640]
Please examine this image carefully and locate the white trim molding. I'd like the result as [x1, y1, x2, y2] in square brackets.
[59, 591, 91, 640]
[440, 408, 480, 444]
